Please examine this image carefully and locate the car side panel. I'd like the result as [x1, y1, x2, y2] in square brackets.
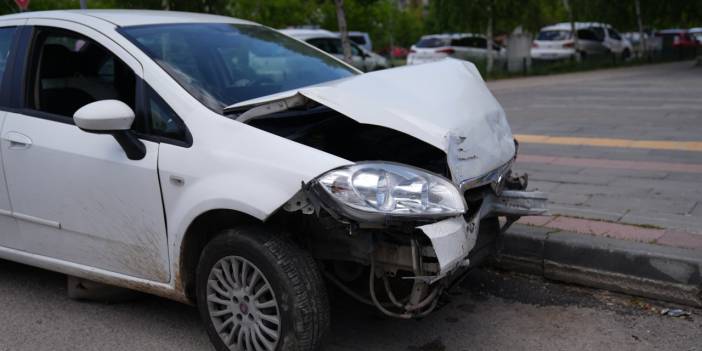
[0, 20, 26, 250]
[0, 111, 21, 249]
[1, 113, 170, 282]
[156, 112, 352, 244]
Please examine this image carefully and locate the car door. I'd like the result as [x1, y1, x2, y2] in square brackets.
[587, 27, 609, 55]
[605, 28, 623, 53]
[449, 37, 471, 61]
[327, 38, 366, 71]
[349, 43, 369, 71]
[0, 21, 23, 251]
[468, 37, 488, 60]
[609, 28, 625, 54]
[0, 20, 170, 282]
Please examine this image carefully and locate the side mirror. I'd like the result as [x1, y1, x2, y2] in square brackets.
[74, 100, 135, 132]
[74, 100, 146, 160]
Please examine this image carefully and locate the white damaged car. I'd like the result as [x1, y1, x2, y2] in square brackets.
[0, 10, 546, 351]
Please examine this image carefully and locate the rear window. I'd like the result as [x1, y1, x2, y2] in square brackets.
[416, 37, 449, 48]
[537, 30, 571, 41]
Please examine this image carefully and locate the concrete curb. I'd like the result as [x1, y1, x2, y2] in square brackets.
[495, 224, 702, 307]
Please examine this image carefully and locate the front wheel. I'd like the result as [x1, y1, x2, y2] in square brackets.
[622, 48, 631, 60]
[196, 226, 329, 351]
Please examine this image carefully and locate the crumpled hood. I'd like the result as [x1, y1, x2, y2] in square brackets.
[227, 59, 515, 183]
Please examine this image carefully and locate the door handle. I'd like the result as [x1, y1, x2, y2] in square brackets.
[3, 131, 33, 149]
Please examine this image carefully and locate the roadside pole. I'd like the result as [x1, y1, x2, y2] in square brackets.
[335, 0, 353, 64]
[80, 0, 87, 9]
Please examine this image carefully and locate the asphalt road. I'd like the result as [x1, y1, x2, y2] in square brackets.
[1, 258, 701, 351]
[1, 62, 701, 351]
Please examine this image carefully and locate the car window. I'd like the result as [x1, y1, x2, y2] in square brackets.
[325, 38, 342, 54]
[577, 29, 598, 41]
[0, 27, 16, 85]
[537, 30, 571, 41]
[416, 37, 449, 48]
[144, 86, 187, 142]
[349, 42, 361, 56]
[306, 38, 332, 54]
[121, 24, 355, 112]
[591, 27, 606, 41]
[349, 35, 366, 45]
[471, 37, 487, 49]
[450, 37, 471, 47]
[28, 27, 136, 119]
[608, 28, 622, 40]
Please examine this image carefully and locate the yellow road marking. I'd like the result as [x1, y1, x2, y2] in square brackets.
[515, 134, 702, 152]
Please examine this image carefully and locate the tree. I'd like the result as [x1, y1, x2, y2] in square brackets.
[562, 0, 579, 62]
[335, 0, 353, 63]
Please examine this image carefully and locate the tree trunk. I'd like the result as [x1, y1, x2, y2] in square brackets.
[80, 0, 88, 9]
[562, 0, 580, 62]
[335, 0, 353, 64]
[634, 0, 645, 58]
[486, 1, 494, 75]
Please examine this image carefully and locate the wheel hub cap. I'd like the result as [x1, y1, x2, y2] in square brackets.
[206, 256, 280, 351]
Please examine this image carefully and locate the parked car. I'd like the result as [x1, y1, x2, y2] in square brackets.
[0, 10, 546, 351]
[281, 28, 388, 72]
[379, 45, 410, 59]
[690, 28, 702, 44]
[622, 30, 662, 56]
[335, 30, 372, 51]
[531, 22, 633, 61]
[656, 29, 700, 48]
[407, 33, 506, 65]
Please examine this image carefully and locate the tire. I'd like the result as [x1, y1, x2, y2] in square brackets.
[196, 225, 329, 351]
[622, 49, 631, 60]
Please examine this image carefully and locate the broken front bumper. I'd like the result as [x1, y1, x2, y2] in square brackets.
[418, 189, 548, 281]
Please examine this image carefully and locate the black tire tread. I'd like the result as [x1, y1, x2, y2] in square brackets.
[197, 225, 329, 351]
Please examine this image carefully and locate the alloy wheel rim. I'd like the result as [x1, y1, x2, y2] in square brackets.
[206, 256, 281, 351]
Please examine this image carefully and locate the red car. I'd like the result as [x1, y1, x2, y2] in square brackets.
[656, 29, 700, 48]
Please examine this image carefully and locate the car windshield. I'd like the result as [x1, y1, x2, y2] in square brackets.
[121, 23, 357, 113]
[416, 37, 450, 48]
[537, 30, 572, 41]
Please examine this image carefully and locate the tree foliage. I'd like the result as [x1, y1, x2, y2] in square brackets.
[1, 0, 700, 49]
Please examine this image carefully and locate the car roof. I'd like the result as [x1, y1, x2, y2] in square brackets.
[279, 28, 338, 40]
[0, 9, 256, 27]
[657, 28, 688, 34]
[419, 33, 485, 40]
[689, 27, 702, 33]
[540, 22, 611, 31]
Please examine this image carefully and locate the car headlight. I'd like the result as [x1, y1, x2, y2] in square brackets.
[309, 162, 465, 221]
